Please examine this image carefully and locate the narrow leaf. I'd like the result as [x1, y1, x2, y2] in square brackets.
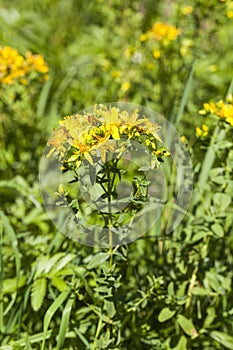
[0, 211, 20, 288]
[86, 253, 110, 269]
[56, 297, 74, 349]
[74, 327, 92, 349]
[31, 278, 47, 312]
[209, 331, 233, 349]
[175, 61, 195, 126]
[41, 290, 69, 350]
[51, 254, 76, 274]
[51, 276, 68, 292]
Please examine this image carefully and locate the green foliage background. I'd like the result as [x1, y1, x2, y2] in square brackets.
[0, 0, 233, 349]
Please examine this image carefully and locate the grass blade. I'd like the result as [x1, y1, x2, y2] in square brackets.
[74, 327, 92, 349]
[41, 290, 69, 350]
[0, 221, 3, 333]
[173, 61, 195, 127]
[36, 71, 54, 117]
[198, 126, 225, 188]
[56, 296, 74, 349]
[0, 211, 20, 316]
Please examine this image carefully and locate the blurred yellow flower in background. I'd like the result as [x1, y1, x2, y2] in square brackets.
[153, 50, 161, 59]
[181, 5, 193, 15]
[148, 22, 182, 44]
[121, 81, 131, 92]
[0, 45, 49, 84]
[196, 124, 209, 138]
[199, 96, 233, 126]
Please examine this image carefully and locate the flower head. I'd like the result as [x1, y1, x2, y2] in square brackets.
[199, 96, 233, 126]
[47, 105, 169, 169]
[147, 22, 182, 45]
[0, 46, 49, 85]
[196, 124, 209, 138]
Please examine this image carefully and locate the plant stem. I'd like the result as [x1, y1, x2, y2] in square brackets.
[106, 160, 113, 267]
[198, 125, 225, 189]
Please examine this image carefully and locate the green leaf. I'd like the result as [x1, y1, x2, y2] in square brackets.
[74, 327, 92, 349]
[33, 254, 60, 278]
[211, 223, 224, 238]
[51, 276, 68, 292]
[192, 287, 209, 296]
[209, 331, 233, 349]
[36, 71, 54, 116]
[158, 307, 176, 322]
[51, 253, 76, 274]
[217, 140, 233, 149]
[86, 253, 110, 269]
[3, 276, 26, 294]
[0, 211, 20, 289]
[175, 61, 195, 127]
[177, 315, 198, 338]
[31, 277, 47, 312]
[104, 300, 116, 318]
[204, 307, 216, 328]
[56, 297, 75, 349]
[198, 127, 225, 188]
[41, 290, 70, 350]
[191, 230, 212, 243]
[213, 193, 231, 211]
[172, 335, 187, 350]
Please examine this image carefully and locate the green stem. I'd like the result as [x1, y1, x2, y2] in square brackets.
[106, 160, 113, 267]
[0, 221, 3, 334]
[93, 317, 102, 349]
[198, 125, 225, 189]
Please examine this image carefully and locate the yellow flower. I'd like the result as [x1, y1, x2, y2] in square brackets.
[148, 22, 182, 44]
[196, 127, 202, 137]
[140, 34, 148, 42]
[111, 125, 120, 140]
[226, 10, 233, 18]
[196, 124, 209, 138]
[153, 50, 161, 59]
[47, 126, 71, 160]
[111, 70, 121, 78]
[121, 81, 131, 92]
[225, 1, 233, 17]
[0, 45, 48, 84]
[209, 64, 218, 72]
[181, 5, 193, 15]
[124, 46, 135, 58]
[181, 135, 187, 143]
[146, 63, 154, 70]
[47, 106, 168, 168]
[25, 52, 49, 74]
[199, 99, 233, 127]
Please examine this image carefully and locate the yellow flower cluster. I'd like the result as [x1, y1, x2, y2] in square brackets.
[140, 22, 182, 46]
[47, 106, 170, 169]
[226, 1, 233, 18]
[199, 96, 233, 126]
[181, 5, 193, 15]
[196, 124, 209, 138]
[0, 46, 49, 84]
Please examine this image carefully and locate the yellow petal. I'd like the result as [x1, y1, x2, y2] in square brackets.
[100, 146, 106, 163]
[58, 184, 64, 194]
[67, 154, 79, 162]
[111, 125, 120, 140]
[84, 152, 93, 165]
